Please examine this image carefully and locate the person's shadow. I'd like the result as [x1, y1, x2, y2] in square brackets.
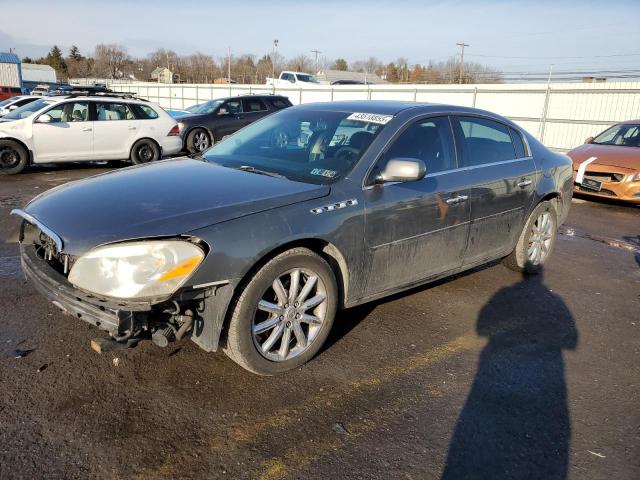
[442, 269, 578, 480]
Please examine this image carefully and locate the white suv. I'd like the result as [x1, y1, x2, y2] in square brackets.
[0, 93, 182, 174]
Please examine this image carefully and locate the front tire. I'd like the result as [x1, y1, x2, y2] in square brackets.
[224, 248, 338, 375]
[130, 139, 160, 165]
[504, 201, 558, 274]
[186, 128, 211, 154]
[0, 140, 28, 175]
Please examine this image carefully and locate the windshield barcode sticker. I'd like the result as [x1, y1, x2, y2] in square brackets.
[346, 112, 394, 125]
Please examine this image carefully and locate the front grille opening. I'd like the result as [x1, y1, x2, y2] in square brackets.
[584, 172, 625, 183]
[23, 222, 76, 277]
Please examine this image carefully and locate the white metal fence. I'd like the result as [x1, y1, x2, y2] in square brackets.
[106, 81, 640, 152]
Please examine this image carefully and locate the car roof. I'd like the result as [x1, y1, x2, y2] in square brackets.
[291, 100, 517, 123]
[620, 119, 640, 125]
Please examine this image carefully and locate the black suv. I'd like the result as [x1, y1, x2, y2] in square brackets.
[177, 95, 292, 153]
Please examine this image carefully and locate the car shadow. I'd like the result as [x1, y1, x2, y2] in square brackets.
[441, 269, 578, 480]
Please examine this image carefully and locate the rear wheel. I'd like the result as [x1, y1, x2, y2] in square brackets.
[130, 139, 160, 164]
[186, 128, 211, 154]
[0, 140, 28, 175]
[224, 248, 338, 375]
[504, 201, 558, 274]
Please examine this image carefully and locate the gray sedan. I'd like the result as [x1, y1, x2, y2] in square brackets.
[13, 100, 573, 374]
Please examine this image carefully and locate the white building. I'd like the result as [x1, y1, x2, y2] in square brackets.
[21, 63, 57, 83]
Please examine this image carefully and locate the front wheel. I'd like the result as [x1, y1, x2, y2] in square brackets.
[504, 201, 558, 274]
[224, 248, 338, 375]
[0, 140, 28, 175]
[186, 128, 212, 154]
[130, 139, 160, 164]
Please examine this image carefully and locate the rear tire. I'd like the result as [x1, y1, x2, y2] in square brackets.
[0, 140, 28, 175]
[224, 248, 338, 375]
[186, 128, 212, 154]
[130, 139, 160, 165]
[504, 201, 558, 274]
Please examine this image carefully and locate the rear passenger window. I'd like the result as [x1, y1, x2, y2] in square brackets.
[96, 102, 135, 121]
[383, 116, 456, 174]
[242, 98, 267, 112]
[271, 98, 290, 109]
[509, 127, 527, 158]
[457, 116, 516, 166]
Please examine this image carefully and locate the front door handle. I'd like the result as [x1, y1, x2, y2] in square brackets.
[128, 126, 137, 130]
[82, 127, 92, 132]
[445, 195, 469, 205]
[517, 178, 532, 188]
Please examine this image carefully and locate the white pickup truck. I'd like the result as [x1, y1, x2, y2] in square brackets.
[266, 71, 320, 87]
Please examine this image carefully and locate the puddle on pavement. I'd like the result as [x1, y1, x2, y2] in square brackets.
[559, 226, 640, 254]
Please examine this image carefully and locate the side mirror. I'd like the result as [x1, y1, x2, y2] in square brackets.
[289, 78, 296, 83]
[8, 105, 18, 111]
[585, 136, 594, 144]
[376, 158, 426, 184]
[217, 107, 228, 116]
[36, 114, 52, 124]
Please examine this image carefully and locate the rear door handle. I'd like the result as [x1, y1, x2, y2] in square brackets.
[128, 126, 137, 130]
[446, 195, 469, 205]
[82, 127, 92, 132]
[517, 178, 532, 188]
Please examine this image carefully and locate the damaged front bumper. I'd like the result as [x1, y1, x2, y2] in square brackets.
[19, 242, 236, 352]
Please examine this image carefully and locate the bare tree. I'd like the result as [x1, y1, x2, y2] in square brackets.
[286, 54, 313, 73]
[93, 44, 129, 79]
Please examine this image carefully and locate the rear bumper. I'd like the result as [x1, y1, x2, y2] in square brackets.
[161, 136, 183, 156]
[20, 245, 150, 334]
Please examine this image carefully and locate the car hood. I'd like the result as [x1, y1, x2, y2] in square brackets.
[20, 158, 330, 255]
[567, 144, 640, 170]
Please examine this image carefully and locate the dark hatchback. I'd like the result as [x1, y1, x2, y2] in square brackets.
[175, 94, 292, 154]
[13, 100, 572, 375]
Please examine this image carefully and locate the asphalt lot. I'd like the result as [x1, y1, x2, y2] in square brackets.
[1, 164, 639, 480]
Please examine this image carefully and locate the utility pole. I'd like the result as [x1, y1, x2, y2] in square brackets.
[456, 42, 469, 84]
[272, 39, 278, 80]
[227, 46, 231, 84]
[311, 49, 322, 73]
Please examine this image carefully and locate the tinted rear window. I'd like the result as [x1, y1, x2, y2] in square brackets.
[457, 116, 517, 166]
[271, 98, 291, 109]
[131, 103, 159, 119]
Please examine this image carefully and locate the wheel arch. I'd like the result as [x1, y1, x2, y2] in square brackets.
[129, 136, 161, 160]
[185, 125, 215, 143]
[0, 137, 33, 164]
[236, 238, 350, 310]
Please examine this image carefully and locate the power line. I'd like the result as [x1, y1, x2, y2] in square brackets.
[467, 52, 640, 60]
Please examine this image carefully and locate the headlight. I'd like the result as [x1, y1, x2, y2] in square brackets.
[68, 240, 204, 300]
[633, 172, 640, 182]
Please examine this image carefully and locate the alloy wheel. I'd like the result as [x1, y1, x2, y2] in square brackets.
[527, 211, 553, 265]
[252, 268, 327, 362]
[194, 131, 210, 151]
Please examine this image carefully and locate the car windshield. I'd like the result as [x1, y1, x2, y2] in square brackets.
[297, 74, 319, 83]
[2, 98, 55, 120]
[187, 100, 224, 115]
[0, 98, 17, 107]
[592, 124, 640, 148]
[202, 108, 388, 185]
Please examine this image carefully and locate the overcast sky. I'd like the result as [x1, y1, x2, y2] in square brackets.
[2, 0, 639, 75]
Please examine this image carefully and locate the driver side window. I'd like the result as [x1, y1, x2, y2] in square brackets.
[222, 100, 241, 114]
[382, 116, 456, 174]
[43, 101, 89, 123]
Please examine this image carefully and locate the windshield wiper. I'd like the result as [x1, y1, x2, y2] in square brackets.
[236, 165, 288, 180]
